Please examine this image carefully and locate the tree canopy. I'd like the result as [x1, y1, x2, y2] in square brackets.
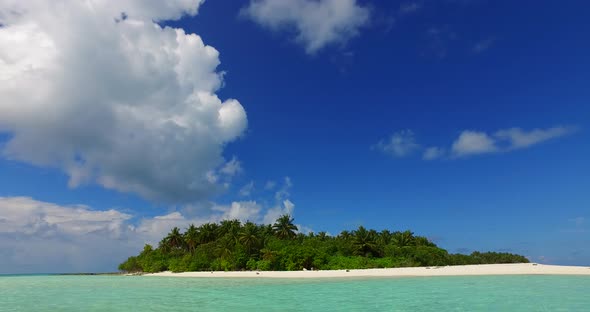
[119, 214, 528, 273]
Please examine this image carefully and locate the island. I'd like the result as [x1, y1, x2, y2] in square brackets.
[119, 215, 531, 274]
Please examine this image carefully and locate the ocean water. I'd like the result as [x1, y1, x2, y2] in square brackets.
[1, 275, 589, 311]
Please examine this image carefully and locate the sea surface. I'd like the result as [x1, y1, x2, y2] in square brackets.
[1, 274, 589, 311]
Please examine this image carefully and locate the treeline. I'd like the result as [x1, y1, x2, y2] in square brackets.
[119, 215, 528, 273]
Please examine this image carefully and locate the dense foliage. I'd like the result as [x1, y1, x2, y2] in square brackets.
[119, 215, 528, 273]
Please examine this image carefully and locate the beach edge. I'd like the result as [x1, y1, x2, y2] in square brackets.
[138, 263, 590, 278]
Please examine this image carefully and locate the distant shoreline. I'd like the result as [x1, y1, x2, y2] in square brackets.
[139, 263, 590, 279]
[58, 272, 124, 276]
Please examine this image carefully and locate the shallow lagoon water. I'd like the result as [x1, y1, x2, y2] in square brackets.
[1, 275, 589, 311]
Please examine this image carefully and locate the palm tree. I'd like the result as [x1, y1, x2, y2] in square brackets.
[261, 224, 274, 238]
[164, 227, 184, 250]
[392, 230, 415, 247]
[272, 214, 298, 239]
[317, 231, 329, 241]
[219, 219, 241, 243]
[239, 222, 260, 255]
[216, 236, 234, 261]
[338, 230, 352, 240]
[140, 244, 154, 256]
[184, 224, 199, 254]
[378, 230, 392, 246]
[414, 236, 435, 247]
[158, 237, 170, 253]
[260, 248, 276, 263]
[352, 226, 378, 257]
[199, 222, 218, 244]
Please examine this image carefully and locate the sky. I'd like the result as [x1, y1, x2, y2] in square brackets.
[0, 0, 588, 273]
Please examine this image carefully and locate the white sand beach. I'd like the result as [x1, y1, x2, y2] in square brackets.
[142, 263, 590, 278]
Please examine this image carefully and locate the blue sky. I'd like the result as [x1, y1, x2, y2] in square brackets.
[0, 0, 588, 273]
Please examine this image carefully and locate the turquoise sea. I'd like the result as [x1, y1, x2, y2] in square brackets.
[1, 275, 589, 311]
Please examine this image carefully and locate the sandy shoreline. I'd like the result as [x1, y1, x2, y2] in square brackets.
[141, 263, 590, 278]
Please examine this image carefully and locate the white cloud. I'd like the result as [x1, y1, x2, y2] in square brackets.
[451, 126, 575, 158]
[377, 126, 574, 160]
[0, 0, 247, 203]
[239, 181, 255, 197]
[220, 157, 243, 177]
[494, 126, 574, 150]
[451, 131, 498, 157]
[0, 196, 132, 237]
[296, 223, 314, 235]
[374, 130, 420, 157]
[274, 176, 293, 201]
[0, 196, 300, 273]
[263, 199, 295, 225]
[241, 0, 370, 54]
[213, 201, 262, 222]
[423, 146, 445, 160]
[0, 196, 138, 273]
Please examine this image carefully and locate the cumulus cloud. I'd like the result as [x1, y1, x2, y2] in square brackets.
[0, 196, 300, 273]
[241, 0, 370, 54]
[373, 130, 420, 157]
[0, 0, 247, 203]
[0, 196, 138, 273]
[212, 201, 262, 222]
[451, 131, 498, 157]
[0, 197, 132, 237]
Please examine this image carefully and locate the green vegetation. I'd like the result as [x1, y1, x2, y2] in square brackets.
[119, 215, 528, 273]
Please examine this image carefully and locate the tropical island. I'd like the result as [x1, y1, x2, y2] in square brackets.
[119, 215, 528, 273]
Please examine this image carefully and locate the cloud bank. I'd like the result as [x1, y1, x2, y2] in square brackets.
[241, 0, 370, 54]
[0, 196, 297, 274]
[0, 0, 247, 203]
